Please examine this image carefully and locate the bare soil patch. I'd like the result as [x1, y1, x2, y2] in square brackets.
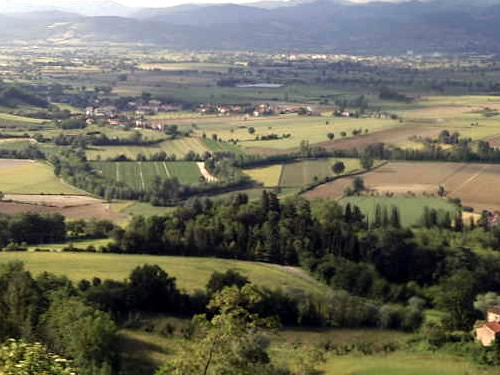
[0, 194, 128, 221]
[0, 159, 33, 169]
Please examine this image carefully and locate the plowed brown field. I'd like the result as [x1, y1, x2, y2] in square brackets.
[304, 161, 500, 212]
[0, 195, 127, 222]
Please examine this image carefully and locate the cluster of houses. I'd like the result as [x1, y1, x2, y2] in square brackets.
[85, 100, 183, 128]
[196, 103, 319, 117]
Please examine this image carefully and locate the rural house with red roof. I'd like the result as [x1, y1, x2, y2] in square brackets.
[476, 306, 500, 346]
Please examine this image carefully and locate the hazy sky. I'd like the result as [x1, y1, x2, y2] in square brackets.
[112, 0, 391, 7]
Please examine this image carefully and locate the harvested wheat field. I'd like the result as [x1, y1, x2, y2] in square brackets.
[0, 194, 127, 222]
[304, 161, 500, 212]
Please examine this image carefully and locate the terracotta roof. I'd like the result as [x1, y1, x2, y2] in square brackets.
[486, 322, 500, 334]
[488, 306, 500, 315]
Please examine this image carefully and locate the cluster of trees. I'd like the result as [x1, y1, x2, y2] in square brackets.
[0, 144, 45, 160]
[54, 131, 165, 148]
[104, 192, 500, 330]
[56, 118, 87, 130]
[361, 140, 500, 164]
[379, 86, 413, 103]
[0, 212, 115, 249]
[0, 262, 117, 374]
[0, 85, 49, 108]
[0, 213, 66, 247]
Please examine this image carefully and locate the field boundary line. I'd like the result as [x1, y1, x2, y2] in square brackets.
[138, 162, 146, 190]
[277, 164, 285, 187]
[298, 160, 389, 196]
[449, 164, 489, 194]
[163, 162, 171, 178]
[116, 163, 120, 182]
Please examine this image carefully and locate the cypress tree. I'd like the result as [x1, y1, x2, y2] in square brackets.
[390, 206, 401, 228]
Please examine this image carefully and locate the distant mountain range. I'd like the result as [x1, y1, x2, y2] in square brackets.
[1, 0, 500, 54]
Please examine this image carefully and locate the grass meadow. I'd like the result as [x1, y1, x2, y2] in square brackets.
[0, 252, 324, 293]
[0, 160, 85, 195]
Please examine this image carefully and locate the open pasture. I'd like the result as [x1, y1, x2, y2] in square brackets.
[93, 161, 203, 189]
[0, 159, 84, 194]
[0, 252, 324, 294]
[86, 137, 211, 160]
[304, 161, 500, 212]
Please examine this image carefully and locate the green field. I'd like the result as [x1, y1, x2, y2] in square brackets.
[339, 196, 460, 228]
[244, 165, 283, 187]
[319, 353, 496, 375]
[0, 253, 325, 294]
[86, 137, 212, 160]
[201, 138, 245, 155]
[120, 326, 495, 375]
[244, 158, 364, 188]
[28, 238, 112, 251]
[0, 160, 85, 195]
[0, 140, 33, 150]
[119, 202, 177, 217]
[189, 115, 397, 150]
[280, 158, 362, 187]
[0, 112, 47, 125]
[93, 161, 203, 189]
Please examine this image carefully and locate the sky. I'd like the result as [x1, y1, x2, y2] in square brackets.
[112, 0, 393, 7]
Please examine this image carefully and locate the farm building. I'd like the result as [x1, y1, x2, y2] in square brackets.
[476, 306, 500, 346]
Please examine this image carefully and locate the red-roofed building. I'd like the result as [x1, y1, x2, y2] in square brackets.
[476, 306, 500, 346]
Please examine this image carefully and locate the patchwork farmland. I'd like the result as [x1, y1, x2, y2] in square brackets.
[92, 161, 203, 189]
[244, 158, 364, 187]
[304, 161, 500, 213]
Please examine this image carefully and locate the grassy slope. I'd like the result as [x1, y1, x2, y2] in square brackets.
[0, 253, 324, 294]
[0, 161, 85, 195]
